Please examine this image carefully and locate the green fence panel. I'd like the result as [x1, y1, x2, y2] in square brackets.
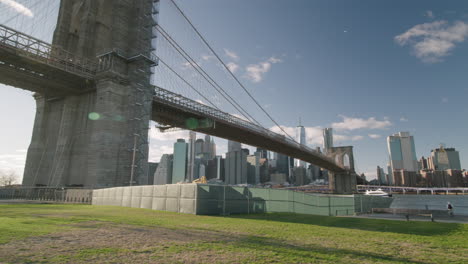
[249, 188, 270, 201]
[196, 199, 222, 215]
[269, 189, 291, 201]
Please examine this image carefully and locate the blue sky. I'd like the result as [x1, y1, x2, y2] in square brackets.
[1, 0, 468, 180]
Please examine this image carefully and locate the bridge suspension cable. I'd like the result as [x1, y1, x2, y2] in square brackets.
[155, 25, 262, 126]
[157, 58, 220, 111]
[168, 0, 298, 143]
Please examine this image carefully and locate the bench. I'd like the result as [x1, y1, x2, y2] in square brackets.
[372, 208, 449, 221]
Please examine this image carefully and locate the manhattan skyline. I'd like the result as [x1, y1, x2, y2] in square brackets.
[1, 0, 468, 181]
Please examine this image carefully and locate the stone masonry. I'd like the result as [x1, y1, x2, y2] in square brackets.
[22, 0, 157, 187]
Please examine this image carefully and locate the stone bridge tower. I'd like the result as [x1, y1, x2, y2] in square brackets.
[327, 146, 358, 194]
[22, 0, 158, 187]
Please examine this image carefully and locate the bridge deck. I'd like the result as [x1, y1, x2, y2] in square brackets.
[152, 86, 346, 173]
[0, 24, 95, 94]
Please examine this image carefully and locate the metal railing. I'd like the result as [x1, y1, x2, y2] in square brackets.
[153, 85, 343, 169]
[0, 24, 97, 79]
[0, 187, 93, 204]
[358, 185, 468, 194]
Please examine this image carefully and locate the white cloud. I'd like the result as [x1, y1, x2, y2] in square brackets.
[0, 154, 26, 161]
[245, 57, 282, 83]
[368, 134, 382, 139]
[226, 62, 239, 73]
[268, 57, 282, 63]
[0, 152, 27, 182]
[425, 10, 434, 19]
[395, 20, 468, 63]
[352, 135, 365, 141]
[201, 54, 215, 61]
[148, 144, 174, 163]
[270, 125, 296, 138]
[181, 61, 192, 70]
[363, 171, 378, 180]
[0, 0, 33, 17]
[305, 127, 325, 145]
[149, 123, 189, 141]
[224, 49, 239, 61]
[400, 117, 409, 122]
[334, 134, 365, 142]
[195, 99, 208, 106]
[232, 113, 251, 122]
[269, 125, 364, 146]
[331, 115, 392, 131]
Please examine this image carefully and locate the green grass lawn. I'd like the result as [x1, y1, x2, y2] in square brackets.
[0, 204, 467, 263]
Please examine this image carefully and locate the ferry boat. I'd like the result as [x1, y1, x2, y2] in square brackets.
[364, 188, 392, 197]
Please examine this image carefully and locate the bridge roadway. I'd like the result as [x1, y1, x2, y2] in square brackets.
[0, 24, 346, 174]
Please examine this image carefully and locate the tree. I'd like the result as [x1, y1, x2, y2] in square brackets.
[0, 171, 18, 187]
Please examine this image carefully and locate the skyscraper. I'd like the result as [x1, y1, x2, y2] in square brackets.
[323, 128, 333, 153]
[211, 140, 217, 158]
[225, 148, 248, 185]
[206, 156, 224, 180]
[428, 146, 461, 170]
[256, 148, 268, 159]
[247, 152, 261, 184]
[186, 131, 196, 182]
[276, 153, 289, 176]
[228, 140, 241, 152]
[153, 154, 173, 185]
[387, 132, 418, 184]
[194, 139, 204, 157]
[203, 135, 216, 160]
[377, 166, 386, 185]
[295, 120, 306, 167]
[204, 135, 211, 156]
[172, 139, 188, 183]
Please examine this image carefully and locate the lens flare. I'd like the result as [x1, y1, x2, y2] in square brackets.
[88, 112, 101, 120]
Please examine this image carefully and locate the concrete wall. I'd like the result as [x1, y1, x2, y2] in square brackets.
[92, 184, 197, 214]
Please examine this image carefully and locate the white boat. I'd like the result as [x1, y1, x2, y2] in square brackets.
[364, 188, 392, 197]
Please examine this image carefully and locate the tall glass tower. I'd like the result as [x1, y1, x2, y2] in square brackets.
[172, 139, 188, 183]
[295, 119, 306, 167]
[323, 128, 333, 153]
[186, 131, 196, 182]
[387, 132, 418, 173]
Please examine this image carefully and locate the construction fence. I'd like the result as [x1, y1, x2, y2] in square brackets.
[92, 184, 393, 216]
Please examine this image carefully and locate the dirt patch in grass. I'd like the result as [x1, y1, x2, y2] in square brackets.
[0, 221, 243, 264]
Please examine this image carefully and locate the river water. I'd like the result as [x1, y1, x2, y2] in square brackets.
[390, 194, 468, 216]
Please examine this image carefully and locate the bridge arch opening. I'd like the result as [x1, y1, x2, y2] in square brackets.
[343, 154, 350, 169]
[335, 155, 340, 165]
